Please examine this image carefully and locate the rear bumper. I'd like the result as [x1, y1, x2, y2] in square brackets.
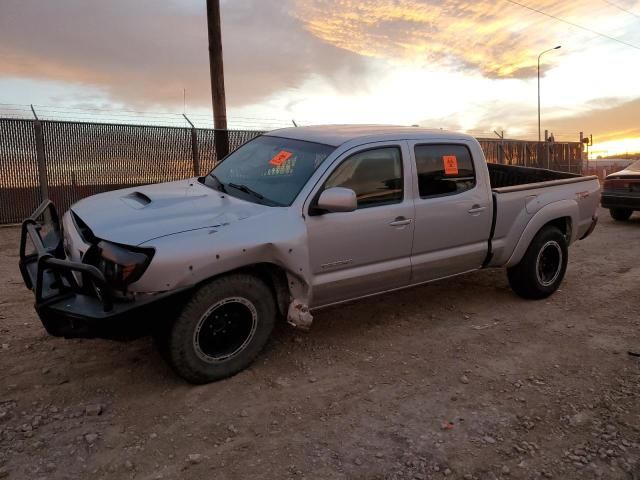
[601, 193, 640, 210]
[19, 201, 183, 339]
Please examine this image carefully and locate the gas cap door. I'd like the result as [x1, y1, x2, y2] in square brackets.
[525, 195, 542, 214]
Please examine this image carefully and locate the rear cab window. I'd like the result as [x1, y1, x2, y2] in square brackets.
[414, 144, 476, 198]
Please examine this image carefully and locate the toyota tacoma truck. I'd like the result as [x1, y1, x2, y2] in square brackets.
[19, 125, 600, 383]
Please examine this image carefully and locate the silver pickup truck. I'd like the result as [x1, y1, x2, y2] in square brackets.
[19, 125, 600, 383]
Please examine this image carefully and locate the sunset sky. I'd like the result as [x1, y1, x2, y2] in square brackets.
[1, 0, 639, 157]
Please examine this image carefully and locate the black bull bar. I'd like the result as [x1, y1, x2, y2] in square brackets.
[17, 201, 182, 339]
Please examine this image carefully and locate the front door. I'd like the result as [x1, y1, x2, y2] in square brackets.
[305, 143, 415, 307]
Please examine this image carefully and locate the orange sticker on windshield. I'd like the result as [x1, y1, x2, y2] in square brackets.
[269, 150, 293, 166]
[443, 155, 458, 175]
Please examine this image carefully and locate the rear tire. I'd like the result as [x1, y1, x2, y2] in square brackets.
[610, 208, 633, 221]
[165, 274, 276, 384]
[507, 226, 568, 300]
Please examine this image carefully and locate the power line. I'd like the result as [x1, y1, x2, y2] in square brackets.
[601, 0, 640, 19]
[503, 0, 640, 50]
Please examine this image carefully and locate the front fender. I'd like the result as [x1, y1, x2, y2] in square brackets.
[505, 199, 579, 268]
[129, 211, 313, 304]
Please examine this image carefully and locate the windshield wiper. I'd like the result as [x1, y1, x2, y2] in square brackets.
[208, 174, 226, 193]
[227, 182, 265, 200]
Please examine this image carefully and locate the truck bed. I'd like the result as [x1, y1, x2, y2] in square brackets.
[485, 163, 600, 269]
[488, 163, 579, 190]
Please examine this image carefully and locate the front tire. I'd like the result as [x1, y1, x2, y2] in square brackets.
[507, 226, 568, 300]
[610, 208, 633, 221]
[166, 274, 276, 384]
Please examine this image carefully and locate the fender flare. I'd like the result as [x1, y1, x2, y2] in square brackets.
[505, 199, 579, 268]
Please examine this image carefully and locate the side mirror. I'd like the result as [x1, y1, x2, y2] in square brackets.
[316, 187, 357, 213]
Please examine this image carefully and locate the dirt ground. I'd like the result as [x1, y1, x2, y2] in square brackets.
[0, 207, 639, 480]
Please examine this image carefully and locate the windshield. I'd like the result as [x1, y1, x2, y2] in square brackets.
[204, 135, 335, 206]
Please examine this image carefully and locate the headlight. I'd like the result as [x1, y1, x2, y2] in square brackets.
[95, 241, 154, 288]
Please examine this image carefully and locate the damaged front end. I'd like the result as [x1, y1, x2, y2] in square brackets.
[286, 299, 313, 331]
[19, 201, 182, 339]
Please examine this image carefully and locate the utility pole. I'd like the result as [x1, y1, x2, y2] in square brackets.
[206, 0, 229, 161]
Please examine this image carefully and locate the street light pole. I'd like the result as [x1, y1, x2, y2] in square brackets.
[537, 45, 561, 143]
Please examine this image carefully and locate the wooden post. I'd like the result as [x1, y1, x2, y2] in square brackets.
[206, 0, 229, 161]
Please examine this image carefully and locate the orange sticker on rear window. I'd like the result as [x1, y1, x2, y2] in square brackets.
[443, 155, 458, 175]
[269, 150, 293, 166]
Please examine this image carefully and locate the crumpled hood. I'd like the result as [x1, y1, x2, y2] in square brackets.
[70, 179, 269, 245]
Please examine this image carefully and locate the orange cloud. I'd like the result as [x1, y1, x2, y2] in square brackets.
[545, 97, 640, 143]
[293, 0, 618, 78]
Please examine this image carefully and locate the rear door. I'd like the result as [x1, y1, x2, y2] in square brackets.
[408, 141, 492, 282]
[305, 142, 415, 307]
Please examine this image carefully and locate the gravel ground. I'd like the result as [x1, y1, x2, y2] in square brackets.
[0, 207, 639, 480]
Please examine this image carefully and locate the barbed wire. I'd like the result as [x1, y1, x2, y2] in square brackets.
[0, 103, 583, 141]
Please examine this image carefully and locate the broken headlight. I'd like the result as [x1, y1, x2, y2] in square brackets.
[94, 241, 154, 289]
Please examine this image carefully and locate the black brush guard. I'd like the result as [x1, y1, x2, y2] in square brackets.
[19, 201, 114, 314]
[19, 201, 180, 338]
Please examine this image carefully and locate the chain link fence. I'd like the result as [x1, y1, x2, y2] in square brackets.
[0, 118, 583, 224]
[0, 118, 261, 224]
[0, 119, 42, 223]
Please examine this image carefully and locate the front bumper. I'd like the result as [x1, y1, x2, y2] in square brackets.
[19, 201, 182, 339]
[601, 193, 640, 210]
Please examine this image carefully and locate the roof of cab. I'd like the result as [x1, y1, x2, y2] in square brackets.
[265, 124, 474, 147]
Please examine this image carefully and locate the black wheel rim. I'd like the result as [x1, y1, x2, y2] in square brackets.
[536, 240, 563, 287]
[193, 297, 257, 363]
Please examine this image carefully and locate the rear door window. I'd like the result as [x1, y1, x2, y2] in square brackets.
[414, 144, 476, 198]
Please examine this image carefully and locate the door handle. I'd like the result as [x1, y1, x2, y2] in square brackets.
[468, 205, 486, 214]
[389, 216, 412, 227]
